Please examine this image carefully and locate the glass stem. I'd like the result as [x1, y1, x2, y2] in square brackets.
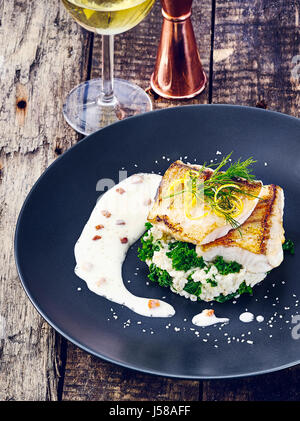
[100, 34, 114, 104]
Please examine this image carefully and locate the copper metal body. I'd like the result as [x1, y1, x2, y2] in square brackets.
[151, 0, 207, 99]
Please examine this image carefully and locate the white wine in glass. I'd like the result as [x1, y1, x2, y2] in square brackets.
[61, 0, 155, 135]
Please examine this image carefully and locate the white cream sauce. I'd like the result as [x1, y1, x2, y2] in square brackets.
[239, 312, 254, 323]
[74, 173, 175, 318]
[192, 309, 229, 327]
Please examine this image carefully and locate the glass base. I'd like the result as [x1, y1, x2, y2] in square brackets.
[63, 78, 153, 135]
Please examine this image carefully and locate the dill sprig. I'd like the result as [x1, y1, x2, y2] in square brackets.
[208, 153, 256, 181]
[164, 152, 259, 231]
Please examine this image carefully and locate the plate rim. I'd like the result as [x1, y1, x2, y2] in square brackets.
[14, 104, 300, 380]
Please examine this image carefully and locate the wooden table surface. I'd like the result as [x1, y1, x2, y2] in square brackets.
[1, 0, 299, 401]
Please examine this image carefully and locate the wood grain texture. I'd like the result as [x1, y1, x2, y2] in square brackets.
[61, 0, 213, 401]
[3, 0, 299, 402]
[90, 0, 212, 106]
[62, 344, 200, 401]
[212, 0, 300, 116]
[201, 0, 300, 401]
[0, 0, 91, 400]
[203, 366, 300, 401]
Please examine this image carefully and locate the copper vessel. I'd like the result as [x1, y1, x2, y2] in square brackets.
[151, 0, 207, 99]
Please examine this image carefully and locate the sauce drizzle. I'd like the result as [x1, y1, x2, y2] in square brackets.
[74, 173, 175, 318]
[192, 309, 229, 327]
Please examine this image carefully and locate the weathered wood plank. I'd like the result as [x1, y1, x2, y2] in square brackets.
[212, 0, 300, 116]
[0, 0, 91, 400]
[203, 366, 300, 401]
[91, 0, 212, 106]
[202, 0, 300, 401]
[61, 0, 213, 401]
[63, 344, 200, 401]
[203, 367, 299, 401]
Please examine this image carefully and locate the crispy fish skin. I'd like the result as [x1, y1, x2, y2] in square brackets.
[147, 160, 263, 245]
[196, 184, 285, 273]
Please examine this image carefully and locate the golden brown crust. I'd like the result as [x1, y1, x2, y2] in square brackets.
[152, 160, 213, 207]
[155, 215, 183, 235]
[148, 160, 263, 245]
[200, 184, 281, 255]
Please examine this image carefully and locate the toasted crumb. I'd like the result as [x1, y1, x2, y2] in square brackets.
[131, 175, 143, 184]
[96, 277, 106, 287]
[203, 309, 215, 317]
[148, 299, 160, 309]
[101, 210, 111, 218]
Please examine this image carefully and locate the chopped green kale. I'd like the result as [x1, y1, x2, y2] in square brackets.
[148, 263, 172, 287]
[187, 272, 195, 282]
[206, 278, 218, 287]
[183, 279, 202, 297]
[144, 222, 153, 231]
[138, 223, 160, 261]
[213, 256, 242, 275]
[215, 281, 253, 303]
[138, 227, 250, 303]
[238, 281, 253, 295]
[166, 241, 206, 272]
[283, 239, 295, 255]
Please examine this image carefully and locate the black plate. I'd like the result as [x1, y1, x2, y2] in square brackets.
[15, 105, 300, 379]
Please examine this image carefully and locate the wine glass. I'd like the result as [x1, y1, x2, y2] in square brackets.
[61, 0, 155, 135]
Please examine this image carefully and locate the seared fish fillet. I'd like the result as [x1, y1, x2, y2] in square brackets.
[196, 184, 285, 273]
[148, 161, 263, 245]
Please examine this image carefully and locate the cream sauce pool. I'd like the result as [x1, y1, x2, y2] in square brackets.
[74, 173, 175, 318]
[239, 312, 254, 323]
[192, 309, 229, 327]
